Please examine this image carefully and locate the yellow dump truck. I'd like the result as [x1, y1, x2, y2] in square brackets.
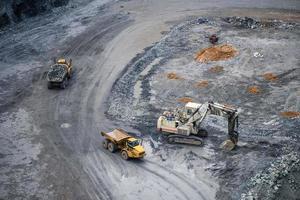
[101, 129, 145, 160]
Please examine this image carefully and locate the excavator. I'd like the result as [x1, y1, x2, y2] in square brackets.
[157, 101, 239, 151]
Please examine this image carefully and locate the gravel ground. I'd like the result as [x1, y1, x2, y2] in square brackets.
[107, 16, 300, 199]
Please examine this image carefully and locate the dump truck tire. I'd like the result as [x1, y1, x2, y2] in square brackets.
[61, 79, 68, 89]
[103, 140, 108, 149]
[47, 82, 53, 89]
[108, 142, 116, 153]
[121, 151, 129, 160]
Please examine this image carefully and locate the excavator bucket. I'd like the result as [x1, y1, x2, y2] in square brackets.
[220, 139, 236, 151]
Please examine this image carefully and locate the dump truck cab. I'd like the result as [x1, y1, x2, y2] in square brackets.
[101, 129, 145, 160]
[124, 137, 145, 159]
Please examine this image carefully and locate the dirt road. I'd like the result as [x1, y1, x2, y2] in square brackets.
[0, 0, 299, 199]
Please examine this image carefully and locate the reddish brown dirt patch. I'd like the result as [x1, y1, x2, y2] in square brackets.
[209, 66, 224, 73]
[166, 72, 182, 80]
[195, 44, 237, 63]
[195, 80, 209, 88]
[280, 111, 300, 118]
[262, 72, 278, 81]
[247, 86, 261, 94]
[177, 97, 193, 103]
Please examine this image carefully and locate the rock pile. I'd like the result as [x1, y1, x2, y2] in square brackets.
[223, 16, 297, 30]
[224, 17, 260, 29]
[241, 152, 300, 200]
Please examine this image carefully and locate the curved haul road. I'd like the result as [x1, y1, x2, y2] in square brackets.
[1, 0, 299, 199]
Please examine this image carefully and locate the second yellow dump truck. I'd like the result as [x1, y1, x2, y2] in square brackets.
[101, 129, 145, 160]
[47, 58, 73, 89]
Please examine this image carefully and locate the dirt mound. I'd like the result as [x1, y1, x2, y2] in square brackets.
[195, 80, 209, 88]
[166, 72, 182, 80]
[247, 86, 261, 94]
[262, 73, 278, 81]
[209, 66, 224, 73]
[280, 111, 300, 118]
[177, 97, 193, 103]
[195, 44, 237, 63]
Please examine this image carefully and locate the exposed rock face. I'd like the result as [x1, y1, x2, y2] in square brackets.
[0, 0, 69, 28]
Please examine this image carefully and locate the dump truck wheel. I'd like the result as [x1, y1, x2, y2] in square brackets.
[60, 78, 68, 89]
[121, 151, 129, 160]
[47, 82, 53, 89]
[108, 142, 116, 153]
[103, 140, 108, 149]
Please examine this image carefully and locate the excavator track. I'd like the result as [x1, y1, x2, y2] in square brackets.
[167, 135, 203, 146]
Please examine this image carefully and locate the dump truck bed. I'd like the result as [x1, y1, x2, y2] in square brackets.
[101, 129, 131, 143]
[47, 64, 68, 81]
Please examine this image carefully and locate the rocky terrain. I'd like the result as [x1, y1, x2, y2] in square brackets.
[0, 0, 70, 28]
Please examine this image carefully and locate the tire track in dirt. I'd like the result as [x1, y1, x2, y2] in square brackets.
[75, 19, 214, 199]
[38, 15, 132, 200]
[139, 159, 208, 200]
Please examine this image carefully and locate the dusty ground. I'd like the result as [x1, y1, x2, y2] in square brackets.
[0, 0, 300, 200]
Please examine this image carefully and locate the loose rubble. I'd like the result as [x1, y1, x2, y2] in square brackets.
[241, 152, 300, 200]
[223, 16, 297, 30]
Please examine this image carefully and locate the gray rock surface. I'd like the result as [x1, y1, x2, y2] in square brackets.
[0, 0, 69, 28]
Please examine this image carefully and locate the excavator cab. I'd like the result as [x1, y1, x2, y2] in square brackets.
[184, 102, 202, 118]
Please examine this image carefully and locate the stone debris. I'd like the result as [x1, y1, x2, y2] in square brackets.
[196, 18, 209, 24]
[47, 64, 67, 81]
[209, 34, 218, 44]
[241, 152, 300, 200]
[224, 16, 260, 29]
[224, 16, 297, 30]
[253, 52, 264, 58]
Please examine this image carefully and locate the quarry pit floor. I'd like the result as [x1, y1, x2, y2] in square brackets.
[0, 0, 299, 199]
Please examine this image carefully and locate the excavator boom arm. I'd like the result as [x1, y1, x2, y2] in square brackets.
[187, 102, 239, 144]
